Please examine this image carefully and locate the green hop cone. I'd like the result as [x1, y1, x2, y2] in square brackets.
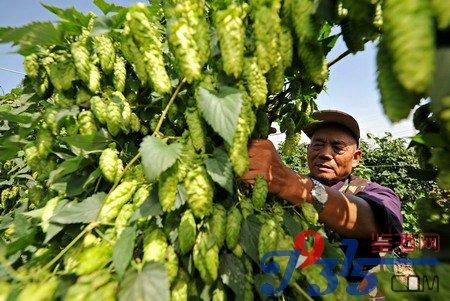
[143, 228, 167, 263]
[184, 163, 214, 218]
[253, 6, 282, 73]
[301, 202, 318, 224]
[185, 107, 207, 153]
[179, 209, 197, 254]
[240, 196, 254, 219]
[70, 40, 91, 84]
[113, 56, 126, 93]
[383, 0, 435, 93]
[98, 180, 138, 223]
[281, 133, 300, 156]
[274, 233, 294, 274]
[267, 63, 285, 95]
[35, 67, 50, 96]
[258, 219, 279, 259]
[193, 232, 219, 284]
[17, 277, 59, 301]
[171, 269, 189, 301]
[130, 113, 141, 132]
[376, 39, 419, 122]
[208, 204, 227, 248]
[212, 284, 226, 301]
[93, 35, 116, 74]
[215, 3, 248, 77]
[131, 184, 151, 208]
[75, 243, 112, 275]
[106, 100, 122, 136]
[290, 0, 320, 41]
[167, 17, 202, 83]
[165, 245, 179, 284]
[99, 147, 122, 183]
[252, 176, 268, 209]
[76, 88, 91, 105]
[226, 207, 243, 249]
[78, 110, 97, 135]
[23, 53, 39, 78]
[280, 26, 293, 68]
[432, 0, 450, 29]
[36, 128, 53, 158]
[298, 41, 329, 86]
[121, 36, 148, 85]
[115, 204, 134, 236]
[244, 57, 268, 107]
[88, 63, 101, 93]
[159, 164, 179, 212]
[90, 96, 108, 124]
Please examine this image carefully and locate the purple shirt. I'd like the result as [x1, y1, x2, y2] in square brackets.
[329, 177, 403, 236]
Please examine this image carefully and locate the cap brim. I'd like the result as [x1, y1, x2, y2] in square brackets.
[303, 110, 360, 141]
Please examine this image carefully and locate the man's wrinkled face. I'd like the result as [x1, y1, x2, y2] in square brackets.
[307, 124, 362, 184]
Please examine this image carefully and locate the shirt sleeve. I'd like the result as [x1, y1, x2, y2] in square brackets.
[355, 182, 403, 235]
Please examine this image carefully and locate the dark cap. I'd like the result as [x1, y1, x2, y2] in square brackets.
[303, 110, 360, 143]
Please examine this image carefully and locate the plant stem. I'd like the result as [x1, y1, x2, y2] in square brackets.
[290, 282, 314, 301]
[328, 49, 352, 67]
[44, 222, 98, 271]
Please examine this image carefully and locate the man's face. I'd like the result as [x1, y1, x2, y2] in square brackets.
[307, 125, 362, 183]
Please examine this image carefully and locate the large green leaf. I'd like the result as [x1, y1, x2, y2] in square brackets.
[139, 136, 183, 181]
[113, 226, 136, 278]
[239, 215, 262, 264]
[48, 156, 87, 184]
[197, 86, 243, 144]
[50, 193, 105, 224]
[205, 148, 233, 193]
[61, 131, 111, 152]
[93, 0, 125, 14]
[219, 253, 247, 299]
[0, 22, 61, 55]
[41, 3, 90, 28]
[119, 262, 170, 301]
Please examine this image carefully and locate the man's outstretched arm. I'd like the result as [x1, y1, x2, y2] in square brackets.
[241, 139, 380, 239]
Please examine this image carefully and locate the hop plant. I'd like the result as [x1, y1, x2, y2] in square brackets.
[184, 162, 213, 218]
[179, 209, 197, 254]
[214, 3, 248, 77]
[143, 228, 168, 263]
[193, 232, 219, 284]
[258, 219, 279, 259]
[99, 147, 123, 183]
[98, 180, 138, 222]
[253, 5, 282, 73]
[244, 57, 268, 107]
[78, 110, 97, 135]
[70, 40, 91, 84]
[383, 0, 435, 93]
[298, 41, 329, 86]
[121, 36, 148, 85]
[113, 56, 126, 93]
[252, 176, 268, 209]
[106, 100, 123, 136]
[280, 26, 293, 68]
[47, 52, 77, 91]
[185, 107, 206, 153]
[158, 164, 179, 212]
[165, 245, 179, 283]
[93, 35, 116, 74]
[290, 0, 320, 41]
[90, 96, 108, 124]
[226, 207, 243, 249]
[207, 204, 227, 248]
[36, 128, 53, 158]
[23, 53, 39, 78]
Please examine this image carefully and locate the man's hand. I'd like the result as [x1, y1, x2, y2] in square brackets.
[240, 139, 300, 200]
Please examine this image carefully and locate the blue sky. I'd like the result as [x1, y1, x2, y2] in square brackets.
[0, 1, 416, 143]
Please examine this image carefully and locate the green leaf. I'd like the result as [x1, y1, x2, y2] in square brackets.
[50, 193, 105, 224]
[119, 262, 170, 301]
[83, 168, 102, 189]
[0, 22, 61, 55]
[139, 136, 183, 181]
[205, 148, 234, 193]
[48, 156, 87, 184]
[0, 109, 33, 124]
[93, 0, 125, 14]
[61, 131, 111, 152]
[239, 215, 262, 264]
[130, 187, 162, 222]
[283, 211, 303, 237]
[219, 253, 246, 299]
[91, 16, 114, 36]
[197, 86, 243, 144]
[174, 184, 187, 210]
[254, 273, 279, 300]
[41, 3, 90, 28]
[113, 226, 136, 278]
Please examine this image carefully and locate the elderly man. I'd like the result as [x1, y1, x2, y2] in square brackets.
[242, 110, 403, 288]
